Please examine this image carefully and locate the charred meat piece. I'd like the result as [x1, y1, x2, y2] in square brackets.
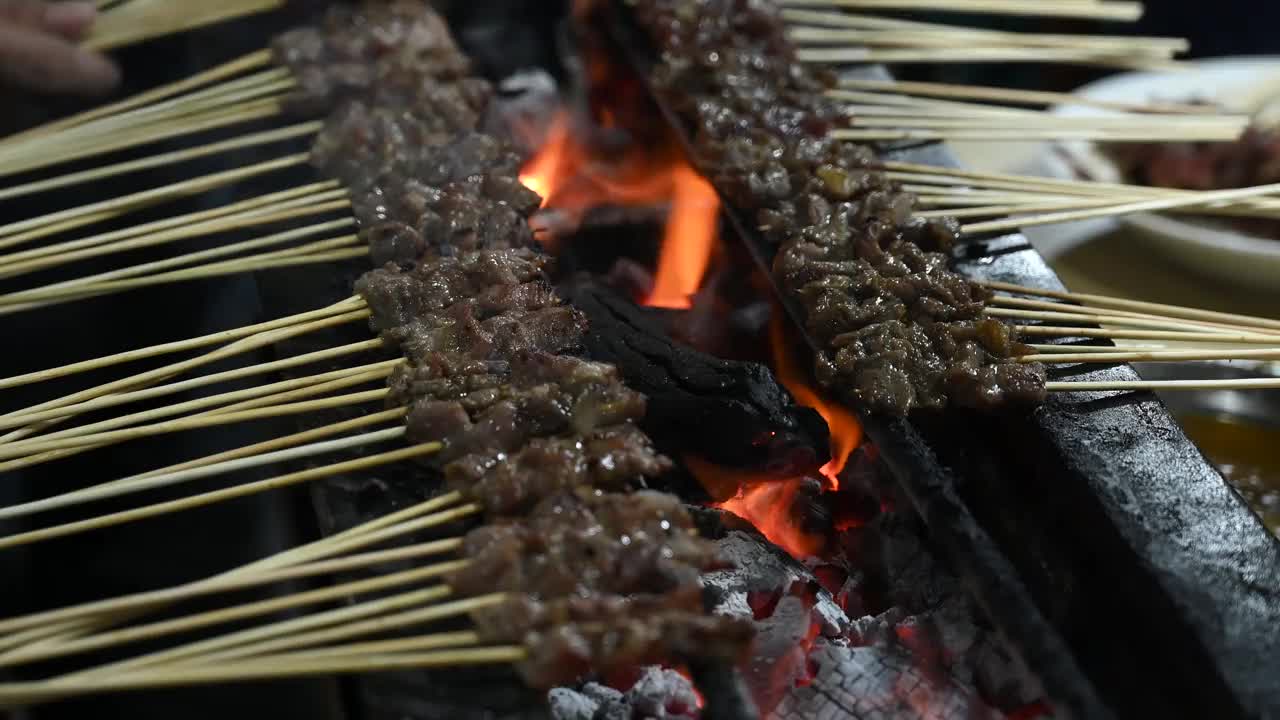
[272, 0, 473, 114]
[488, 591, 754, 689]
[445, 425, 672, 515]
[451, 490, 725, 598]
[356, 249, 553, 331]
[399, 351, 650, 461]
[451, 489, 749, 688]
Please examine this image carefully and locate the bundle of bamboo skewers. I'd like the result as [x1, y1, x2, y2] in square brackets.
[87, 0, 286, 51]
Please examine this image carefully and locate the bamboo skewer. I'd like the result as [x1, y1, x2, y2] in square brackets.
[172, 594, 508, 668]
[0, 153, 311, 246]
[0, 334, 379, 450]
[0, 494, 469, 635]
[1048, 378, 1280, 392]
[60, 585, 461, 682]
[831, 77, 1211, 114]
[0, 442, 444, 552]
[797, 17, 1185, 53]
[1028, 343, 1162, 354]
[984, 281, 1280, 332]
[0, 308, 370, 455]
[114, 409, 410, 487]
[0, 544, 466, 662]
[0, 371, 399, 475]
[14, 539, 472, 663]
[0, 80, 293, 166]
[988, 295, 1280, 336]
[802, 47, 1181, 70]
[0, 535, 465, 641]
[837, 127, 1223, 142]
[0, 560, 467, 668]
[0, 244, 368, 316]
[0, 98, 289, 180]
[232, 492, 469, 577]
[0, 647, 527, 709]
[0, 220, 359, 316]
[962, 182, 1280, 234]
[3, 499, 480, 672]
[775, 0, 1147, 21]
[789, 27, 1185, 56]
[4, 217, 355, 292]
[0, 50, 274, 147]
[0, 297, 363, 391]
[993, 303, 1280, 335]
[839, 97, 1035, 118]
[0, 198, 352, 282]
[0, 426, 407, 519]
[0, 181, 345, 268]
[1015, 326, 1280, 345]
[85, 0, 286, 51]
[0, 121, 322, 202]
[0, 353, 391, 447]
[0, 338, 386, 432]
[230, 631, 482, 663]
[890, 162, 1280, 217]
[0, 373, 395, 465]
[1025, 348, 1280, 364]
[845, 117, 1242, 135]
[916, 200, 1117, 219]
[0, 70, 296, 167]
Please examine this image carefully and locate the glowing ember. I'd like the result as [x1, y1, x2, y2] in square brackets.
[769, 315, 862, 489]
[715, 479, 824, 559]
[673, 666, 706, 710]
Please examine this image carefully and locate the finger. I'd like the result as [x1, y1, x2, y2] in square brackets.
[0, 1, 98, 39]
[42, 2, 99, 40]
[0, 25, 119, 95]
[0, 0, 52, 27]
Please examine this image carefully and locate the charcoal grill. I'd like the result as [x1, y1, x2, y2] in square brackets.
[5, 2, 1280, 719]
[296, 5, 1280, 718]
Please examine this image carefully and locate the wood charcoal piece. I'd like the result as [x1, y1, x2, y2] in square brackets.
[567, 284, 829, 477]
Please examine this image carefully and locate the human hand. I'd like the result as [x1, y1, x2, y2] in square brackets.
[0, 1, 119, 96]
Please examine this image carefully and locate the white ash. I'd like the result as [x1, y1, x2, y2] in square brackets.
[773, 639, 1002, 720]
[703, 530, 846, 634]
[548, 668, 700, 720]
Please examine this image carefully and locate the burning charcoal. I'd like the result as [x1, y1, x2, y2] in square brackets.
[547, 687, 604, 720]
[567, 285, 829, 476]
[549, 672, 701, 720]
[627, 667, 702, 719]
[773, 640, 1003, 720]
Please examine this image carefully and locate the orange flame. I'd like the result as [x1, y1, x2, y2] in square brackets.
[518, 110, 720, 307]
[518, 114, 569, 208]
[716, 478, 824, 559]
[647, 166, 719, 309]
[672, 666, 706, 710]
[769, 314, 862, 490]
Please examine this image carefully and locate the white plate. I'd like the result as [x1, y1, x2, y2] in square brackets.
[1045, 57, 1280, 291]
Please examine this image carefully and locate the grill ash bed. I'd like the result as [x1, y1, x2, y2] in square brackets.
[242, 3, 1280, 720]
